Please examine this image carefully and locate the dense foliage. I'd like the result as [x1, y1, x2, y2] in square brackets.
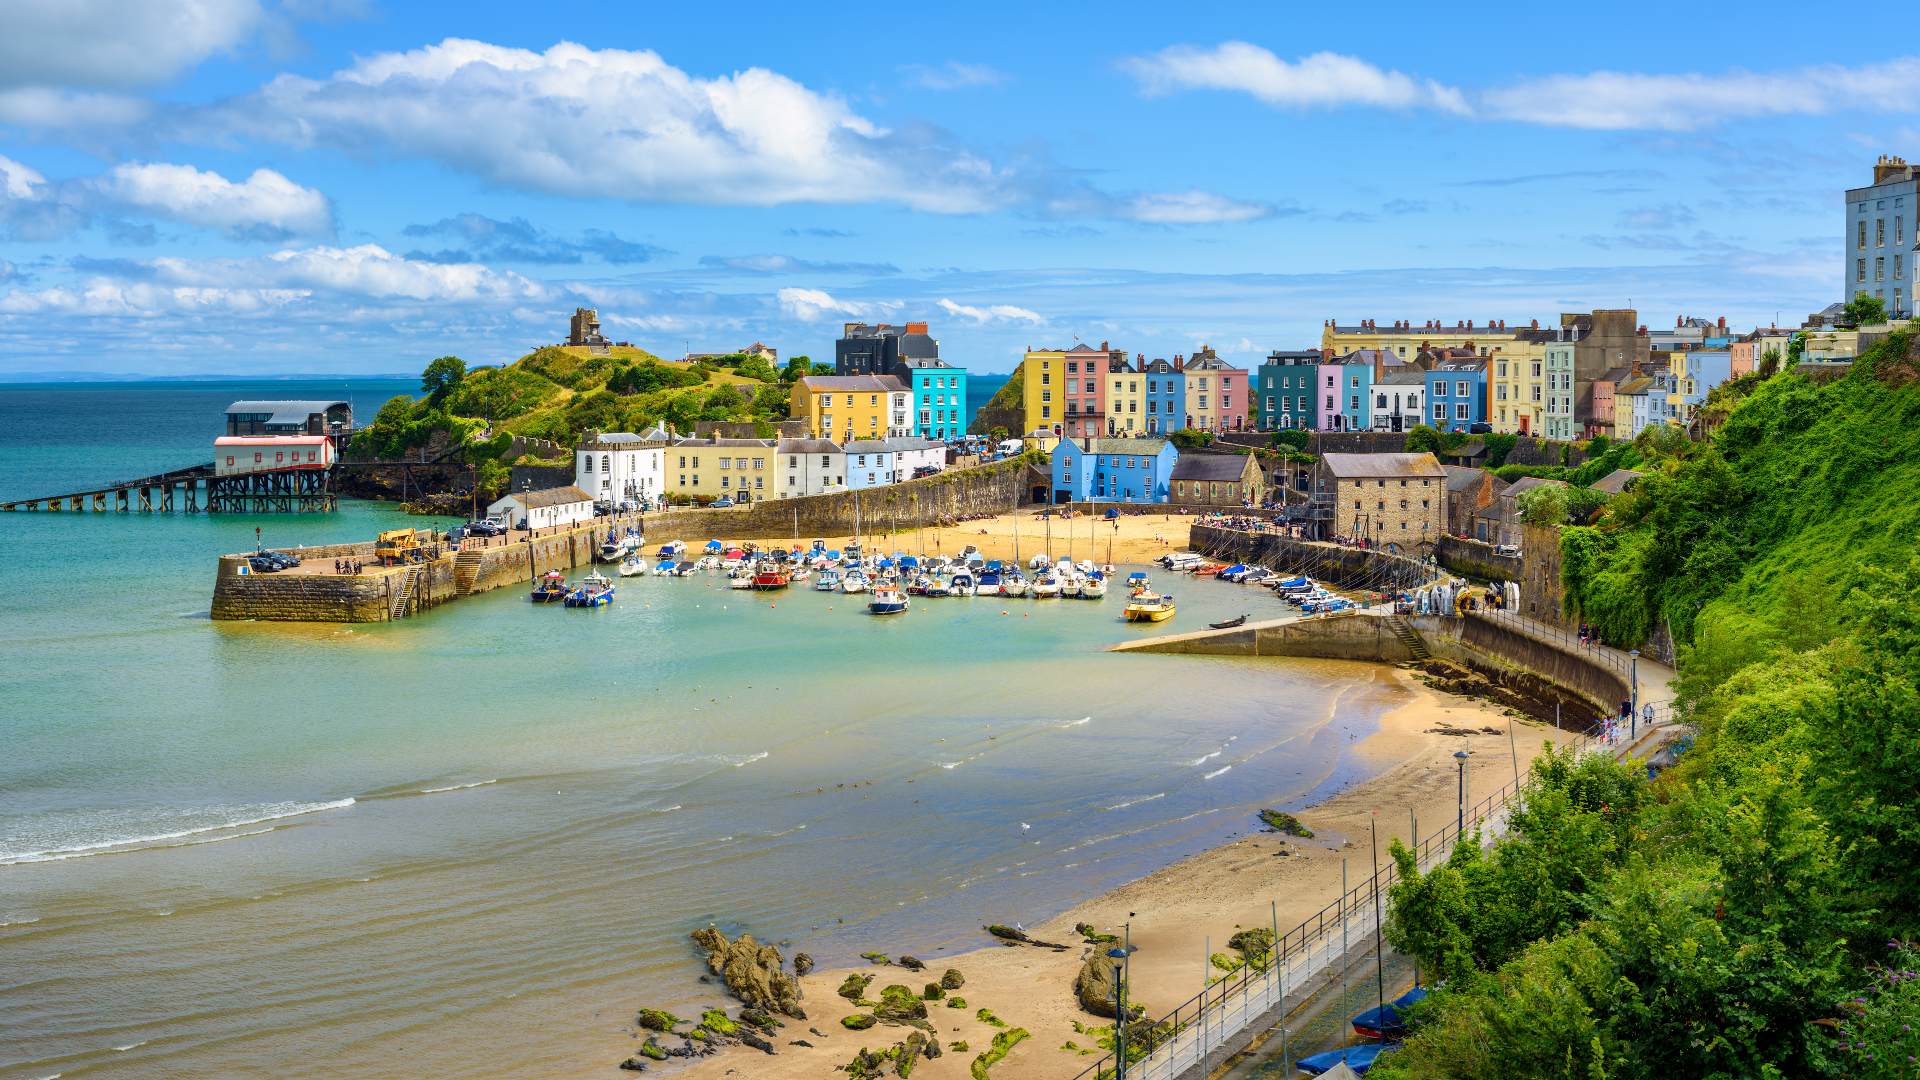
[1371, 333, 1920, 1078]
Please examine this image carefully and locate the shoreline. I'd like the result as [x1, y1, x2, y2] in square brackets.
[611, 668, 1578, 1080]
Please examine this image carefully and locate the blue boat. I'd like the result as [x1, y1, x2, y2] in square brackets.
[1297, 1041, 1399, 1075]
[563, 572, 615, 608]
[868, 584, 910, 615]
[1351, 987, 1428, 1039]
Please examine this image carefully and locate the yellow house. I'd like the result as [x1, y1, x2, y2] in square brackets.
[668, 437, 778, 502]
[1105, 359, 1144, 435]
[1488, 332, 1552, 435]
[1022, 342, 1120, 437]
[789, 375, 912, 442]
[1320, 318, 1531, 364]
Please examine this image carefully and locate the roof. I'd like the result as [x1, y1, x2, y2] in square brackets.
[1589, 468, 1643, 496]
[1614, 376, 1656, 396]
[511, 485, 593, 509]
[1170, 453, 1255, 481]
[776, 438, 842, 454]
[796, 374, 909, 393]
[880, 437, 944, 451]
[1501, 476, 1569, 498]
[1183, 353, 1243, 372]
[841, 440, 894, 454]
[1065, 437, 1172, 456]
[582, 431, 667, 449]
[1322, 452, 1446, 479]
[676, 437, 777, 449]
[1379, 367, 1427, 386]
[1444, 465, 1490, 491]
[1598, 366, 1634, 384]
[225, 400, 348, 424]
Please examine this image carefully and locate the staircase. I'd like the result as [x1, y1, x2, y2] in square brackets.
[454, 548, 485, 596]
[1384, 615, 1430, 661]
[389, 566, 423, 620]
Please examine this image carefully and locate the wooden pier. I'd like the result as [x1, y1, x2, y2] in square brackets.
[2, 464, 337, 514]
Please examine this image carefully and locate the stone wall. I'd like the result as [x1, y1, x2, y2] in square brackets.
[1516, 523, 1572, 628]
[1114, 611, 1418, 662]
[1420, 613, 1628, 717]
[510, 464, 576, 494]
[1435, 535, 1522, 583]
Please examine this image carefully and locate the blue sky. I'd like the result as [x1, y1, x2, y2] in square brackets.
[0, 0, 1897, 376]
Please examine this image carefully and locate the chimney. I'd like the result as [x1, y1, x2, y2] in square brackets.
[1717, 315, 1726, 330]
[1173, 355, 1185, 372]
[1100, 340, 1109, 352]
[1676, 316, 1683, 328]
[1466, 319, 1474, 330]
[1531, 318, 1539, 329]
[905, 321, 928, 334]
[1876, 154, 1911, 184]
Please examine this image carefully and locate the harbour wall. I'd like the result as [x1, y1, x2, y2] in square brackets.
[1434, 534, 1523, 583]
[1189, 525, 1436, 592]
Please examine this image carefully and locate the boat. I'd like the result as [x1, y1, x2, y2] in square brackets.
[672, 560, 698, 577]
[1123, 591, 1175, 623]
[564, 571, 615, 608]
[1209, 614, 1250, 630]
[949, 570, 977, 596]
[597, 533, 627, 562]
[750, 562, 792, 590]
[1080, 572, 1107, 599]
[617, 555, 647, 577]
[1000, 571, 1030, 598]
[1029, 553, 1053, 571]
[1296, 1041, 1399, 1075]
[814, 568, 841, 591]
[1126, 571, 1151, 594]
[694, 554, 721, 572]
[924, 572, 951, 598]
[650, 558, 677, 576]
[1031, 572, 1062, 599]
[1351, 987, 1428, 1040]
[840, 569, 870, 595]
[657, 540, 686, 560]
[789, 564, 812, 583]
[975, 568, 1002, 597]
[1218, 563, 1250, 581]
[727, 568, 753, 589]
[530, 569, 568, 603]
[868, 583, 910, 615]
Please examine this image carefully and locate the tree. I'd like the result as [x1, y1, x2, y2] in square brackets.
[809, 362, 833, 375]
[421, 355, 467, 404]
[1847, 291, 1888, 327]
[1757, 346, 1783, 379]
[781, 355, 813, 383]
[1269, 429, 1309, 451]
[1169, 428, 1213, 451]
[1404, 424, 1445, 455]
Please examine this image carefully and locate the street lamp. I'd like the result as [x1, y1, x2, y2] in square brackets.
[1629, 649, 1641, 738]
[1110, 920, 1137, 1078]
[1454, 750, 1470, 833]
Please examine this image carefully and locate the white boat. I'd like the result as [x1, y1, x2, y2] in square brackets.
[657, 540, 687, 560]
[840, 569, 870, 595]
[815, 569, 842, 592]
[617, 555, 647, 577]
[650, 558, 677, 576]
[950, 570, 978, 597]
[1001, 571, 1030, 598]
[1032, 573, 1062, 599]
[868, 584, 909, 615]
[728, 568, 754, 589]
[695, 554, 721, 572]
[1080, 574, 1108, 599]
[1029, 553, 1053, 571]
[789, 564, 812, 582]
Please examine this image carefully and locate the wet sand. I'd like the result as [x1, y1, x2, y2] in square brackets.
[650, 672, 1576, 1080]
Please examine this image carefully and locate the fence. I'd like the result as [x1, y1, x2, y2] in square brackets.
[1068, 720, 1670, 1080]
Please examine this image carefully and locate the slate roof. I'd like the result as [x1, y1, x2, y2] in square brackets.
[1444, 465, 1490, 492]
[796, 375, 909, 393]
[776, 438, 842, 454]
[225, 400, 347, 425]
[1589, 468, 1643, 496]
[1500, 476, 1569, 497]
[513, 485, 594, 509]
[1063, 437, 1172, 456]
[1321, 452, 1446, 479]
[1170, 453, 1255, 482]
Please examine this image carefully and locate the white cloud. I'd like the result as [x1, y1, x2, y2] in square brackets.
[904, 62, 1008, 91]
[219, 38, 1001, 213]
[0, 87, 151, 128]
[1480, 59, 1920, 130]
[92, 163, 330, 238]
[0, 155, 47, 199]
[254, 244, 546, 303]
[1122, 43, 1467, 113]
[0, 0, 264, 89]
[776, 286, 899, 322]
[937, 297, 1042, 324]
[0, 280, 305, 317]
[1121, 190, 1273, 225]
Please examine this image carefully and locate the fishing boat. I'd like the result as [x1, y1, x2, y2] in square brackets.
[1123, 590, 1175, 623]
[617, 554, 647, 577]
[597, 532, 627, 562]
[750, 561, 792, 590]
[924, 572, 952, 598]
[564, 571, 615, 608]
[1209, 613, 1249, 630]
[949, 570, 977, 596]
[868, 583, 909, 615]
[840, 568, 870, 595]
[814, 568, 842, 592]
[1296, 1041, 1399, 1075]
[530, 569, 568, 603]
[1080, 572, 1107, 599]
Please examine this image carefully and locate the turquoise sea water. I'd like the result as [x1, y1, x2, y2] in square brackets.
[0, 382, 1407, 1079]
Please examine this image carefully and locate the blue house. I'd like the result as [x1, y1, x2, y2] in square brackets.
[1139, 358, 1184, 436]
[1338, 351, 1382, 431]
[901, 359, 968, 441]
[1257, 351, 1319, 430]
[1051, 436, 1177, 504]
[1423, 356, 1488, 432]
[841, 440, 897, 490]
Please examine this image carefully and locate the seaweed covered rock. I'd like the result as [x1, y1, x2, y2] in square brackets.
[1074, 922, 1119, 945]
[939, 968, 966, 990]
[635, 1008, 681, 1032]
[738, 1007, 780, 1031]
[874, 984, 931, 1028]
[838, 972, 875, 1001]
[1074, 952, 1121, 1017]
[922, 982, 945, 1000]
[969, 1027, 1030, 1078]
[793, 952, 814, 976]
[897, 955, 927, 971]
[1257, 808, 1313, 838]
[617, 1056, 648, 1071]
[894, 1031, 930, 1076]
[689, 926, 806, 1018]
[983, 924, 1068, 950]
[843, 1013, 879, 1031]
[1227, 927, 1276, 963]
[842, 1046, 891, 1079]
[739, 1028, 775, 1054]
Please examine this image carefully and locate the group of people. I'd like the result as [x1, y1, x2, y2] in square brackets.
[333, 558, 365, 575]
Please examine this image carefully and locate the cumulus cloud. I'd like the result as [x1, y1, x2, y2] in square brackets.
[1122, 43, 1468, 113]
[936, 297, 1042, 324]
[401, 212, 665, 265]
[92, 163, 330, 239]
[0, 0, 265, 89]
[0, 87, 151, 128]
[903, 62, 1008, 91]
[776, 286, 899, 322]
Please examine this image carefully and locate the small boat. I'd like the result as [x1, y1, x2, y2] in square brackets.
[564, 571, 615, 608]
[1217, 563, 1249, 581]
[1296, 1041, 1399, 1075]
[840, 569, 870, 595]
[1209, 614, 1249, 630]
[1000, 571, 1030, 598]
[975, 569, 1002, 597]
[814, 569, 841, 591]
[1029, 553, 1053, 571]
[789, 564, 812, 582]
[617, 555, 647, 578]
[1080, 573, 1107, 599]
[1031, 572, 1061, 599]
[656, 540, 686, 560]
[695, 554, 721, 572]
[728, 568, 754, 590]
[750, 562, 792, 590]
[650, 558, 677, 576]
[949, 570, 977, 596]
[598, 536, 627, 562]
[1126, 571, 1151, 594]
[673, 560, 698, 577]
[530, 569, 568, 603]
[1352, 987, 1428, 1040]
[868, 584, 910, 615]
[1123, 591, 1175, 623]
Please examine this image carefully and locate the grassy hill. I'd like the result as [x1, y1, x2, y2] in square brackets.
[967, 361, 1024, 437]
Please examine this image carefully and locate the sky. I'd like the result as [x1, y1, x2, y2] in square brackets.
[0, 0, 1896, 377]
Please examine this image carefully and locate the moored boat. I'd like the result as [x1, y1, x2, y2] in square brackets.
[814, 568, 842, 591]
[564, 571, 615, 608]
[656, 540, 686, 560]
[840, 569, 870, 595]
[1000, 571, 1030, 598]
[868, 584, 910, 615]
[1209, 613, 1249, 630]
[1123, 590, 1175, 623]
[1080, 572, 1107, 599]
[750, 561, 792, 590]
[1126, 570, 1151, 594]
[617, 555, 647, 577]
[1031, 572, 1062, 599]
[530, 569, 568, 603]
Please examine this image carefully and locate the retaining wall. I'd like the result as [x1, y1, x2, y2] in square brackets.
[1190, 525, 1435, 592]
[1112, 612, 1417, 662]
[1435, 534, 1522, 583]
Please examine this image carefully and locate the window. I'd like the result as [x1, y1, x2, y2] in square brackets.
[1455, 403, 1469, 420]
[1860, 257, 1869, 283]
[1531, 362, 1541, 377]
[754, 477, 763, 490]
[721, 476, 730, 489]
[1860, 220, 1869, 249]
[1879, 218, 1887, 246]
[1899, 255, 1906, 280]
[1455, 381, 1468, 396]
[1900, 217, 1907, 246]
[254, 452, 263, 463]
[1877, 256, 1886, 282]
[1432, 403, 1446, 419]
[752, 458, 764, 470]
[601, 456, 610, 473]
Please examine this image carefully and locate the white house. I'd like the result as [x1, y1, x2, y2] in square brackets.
[575, 430, 667, 507]
[487, 485, 596, 530]
[884, 436, 947, 479]
[777, 438, 845, 498]
[1371, 369, 1426, 433]
[841, 440, 897, 490]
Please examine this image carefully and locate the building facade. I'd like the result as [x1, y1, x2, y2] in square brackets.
[1181, 350, 1249, 433]
[1022, 342, 1121, 437]
[1138, 357, 1184, 435]
[1319, 319, 1528, 362]
[1543, 340, 1576, 441]
[669, 438, 778, 502]
[1105, 359, 1145, 435]
[1846, 156, 1919, 318]
[1669, 350, 1734, 423]
[1373, 368, 1426, 433]
[1169, 452, 1264, 508]
[1050, 436, 1177, 503]
[789, 375, 912, 442]
[488, 485, 595, 530]
[835, 322, 939, 376]
[575, 432, 667, 507]
[1336, 352, 1376, 431]
[1319, 452, 1446, 548]
[1258, 351, 1320, 430]
[905, 361, 968, 441]
[776, 438, 845, 498]
[1424, 357, 1487, 432]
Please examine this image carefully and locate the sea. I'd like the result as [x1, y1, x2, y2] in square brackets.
[0, 379, 1409, 1079]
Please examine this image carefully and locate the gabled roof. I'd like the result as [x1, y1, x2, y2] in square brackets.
[1444, 465, 1491, 491]
[1171, 453, 1255, 481]
[776, 438, 841, 454]
[1501, 476, 1569, 497]
[511, 485, 594, 509]
[1062, 437, 1172, 456]
[1589, 468, 1643, 496]
[796, 374, 909, 393]
[1322, 452, 1446, 479]
[1379, 368, 1427, 386]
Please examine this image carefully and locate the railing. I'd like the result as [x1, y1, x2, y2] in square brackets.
[1067, 720, 1679, 1080]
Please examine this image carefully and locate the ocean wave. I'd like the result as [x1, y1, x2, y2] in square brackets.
[1189, 750, 1222, 767]
[1104, 793, 1166, 811]
[113, 1041, 147, 1052]
[419, 779, 496, 794]
[1203, 765, 1232, 780]
[0, 799, 354, 866]
[1059, 716, 1092, 728]
[732, 751, 770, 768]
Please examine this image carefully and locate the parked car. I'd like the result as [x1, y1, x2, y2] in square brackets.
[711, 497, 736, 508]
[464, 519, 506, 537]
[247, 552, 297, 573]
[1467, 421, 1493, 434]
[1495, 543, 1521, 557]
[912, 465, 940, 479]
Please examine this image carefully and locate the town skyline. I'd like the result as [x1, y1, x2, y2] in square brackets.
[0, 0, 1894, 376]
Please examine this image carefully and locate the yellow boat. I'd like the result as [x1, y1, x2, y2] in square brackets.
[1123, 591, 1176, 623]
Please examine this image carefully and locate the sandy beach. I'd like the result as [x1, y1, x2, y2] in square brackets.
[707, 506, 1218, 568]
[647, 671, 1577, 1080]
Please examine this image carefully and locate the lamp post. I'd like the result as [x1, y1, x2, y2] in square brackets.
[1454, 750, 1470, 833]
[1110, 919, 1136, 1078]
[1629, 649, 1641, 739]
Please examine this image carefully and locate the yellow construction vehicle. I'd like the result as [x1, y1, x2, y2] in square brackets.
[375, 528, 423, 565]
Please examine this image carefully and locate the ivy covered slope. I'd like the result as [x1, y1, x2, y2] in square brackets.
[1370, 332, 1920, 1080]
